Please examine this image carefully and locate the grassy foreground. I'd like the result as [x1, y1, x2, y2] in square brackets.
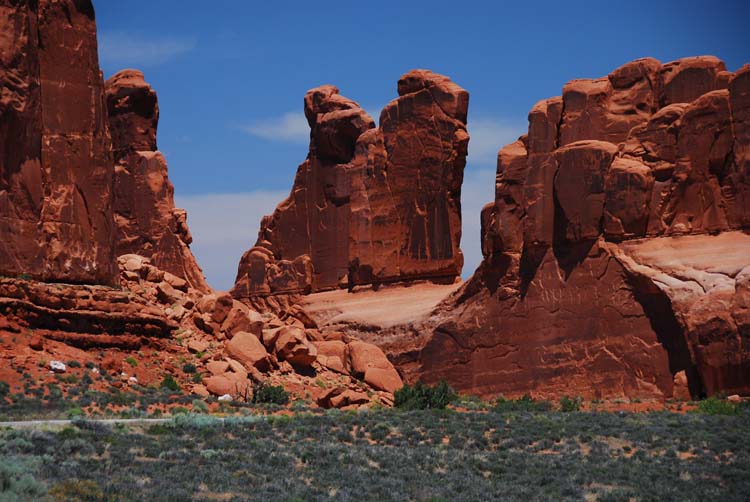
[1, 409, 748, 501]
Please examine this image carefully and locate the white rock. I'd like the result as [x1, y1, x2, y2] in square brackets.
[49, 360, 66, 373]
[128, 377, 138, 385]
[218, 394, 233, 402]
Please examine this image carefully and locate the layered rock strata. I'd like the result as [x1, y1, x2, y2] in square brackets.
[232, 70, 469, 299]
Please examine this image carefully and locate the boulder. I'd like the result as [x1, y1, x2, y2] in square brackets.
[347, 341, 394, 377]
[363, 367, 403, 393]
[225, 331, 271, 371]
[221, 301, 264, 338]
[205, 375, 234, 397]
[315, 340, 350, 374]
[206, 360, 229, 376]
[187, 339, 209, 354]
[156, 281, 182, 304]
[49, 361, 66, 373]
[273, 327, 318, 368]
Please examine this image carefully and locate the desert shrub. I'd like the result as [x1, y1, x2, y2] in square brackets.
[394, 380, 456, 410]
[160, 374, 180, 392]
[559, 395, 582, 412]
[0, 456, 46, 499]
[0, 382, 9, 399]
[66, 360, 81, 368]
[66, 407, 84, 419]
[192, 399, 209, 413]
[48, 479, 104, 501]
[182, 363, 196, 374]
[124, 356, 138, 368]
[494, 394, 552, 412]
[695, 396, 749, 416]
[192, 373, 203, 384]
[252, 382, 290, 405]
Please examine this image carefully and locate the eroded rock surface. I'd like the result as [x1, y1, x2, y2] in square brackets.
[106, 70, 209, 292]
[0, 0, 116, 284]
[412, 56, 750, 399]
[0, 1, 398, 410]
[233, 70, 468, 300]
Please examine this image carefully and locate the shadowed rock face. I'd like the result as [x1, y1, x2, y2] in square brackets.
[232, 70, 468, 300]
[0, 0, 116, 285]
[414, 56, 750, 400]
[106, 69, 209, 292]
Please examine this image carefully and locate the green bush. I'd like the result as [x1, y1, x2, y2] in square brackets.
[252, 382, 290, 405]
[394, 380, 456, 410]
[0, 457, 46, 499]
[494, 394, 552, 412]
[124, 356, 138, 368]
[559, 395, 582, 412]
[695, 396, 749, 416]
[192, 373, 203, 384]
[182, 363, 196, 374]
[67, 407, 84, 419]
[160, 374, 181, 392]
[192, 399, 209, 413]
[0, 381, 9, 398]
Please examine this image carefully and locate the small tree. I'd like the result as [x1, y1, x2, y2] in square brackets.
[252, 382, 290, 405]
[394, 380, 456, 410]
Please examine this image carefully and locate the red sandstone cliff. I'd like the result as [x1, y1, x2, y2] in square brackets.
[0, 0, 115, 284]
[232, 70, 469, 300]
[106, 69, 209, 292]
[411, 57, 750, 400]
[0, 1, 402, 407]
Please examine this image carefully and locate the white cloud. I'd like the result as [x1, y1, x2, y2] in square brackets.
[176, 169, 495, 291]
[178, 116, 516, 289]
[241, 112, 310, 143]
[99, 32, 195, 68]
[467, 118, 525, 166]
[175, 190, 287, 291]
[460, 168, 496, 279]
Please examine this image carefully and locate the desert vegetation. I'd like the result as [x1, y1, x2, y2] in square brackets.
[0, 399, 748, 501]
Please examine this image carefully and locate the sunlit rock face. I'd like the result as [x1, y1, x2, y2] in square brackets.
[232, 70, 469, 300]
[106, 69, 209, 292]
[0, 0, 116, 285]
[413, 57, 750, 400]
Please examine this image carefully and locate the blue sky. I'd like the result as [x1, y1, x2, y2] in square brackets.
[95, 0, 749, 290]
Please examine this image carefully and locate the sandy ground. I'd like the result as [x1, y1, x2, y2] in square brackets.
[300, 281, 462, 330]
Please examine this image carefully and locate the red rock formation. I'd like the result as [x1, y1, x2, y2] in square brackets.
[106, 70, 209, 292]
[413, 56, 750, 400]
[0, 0, 401, 410]
[232, 70, 468, 300]
[0, 0, 115, 284]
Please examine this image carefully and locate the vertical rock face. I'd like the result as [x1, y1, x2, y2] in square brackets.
[418, 56, 750, 399]
[0, 0, 116, 284]
[232, 70, 468, 300]
[106, 70, 209, 292]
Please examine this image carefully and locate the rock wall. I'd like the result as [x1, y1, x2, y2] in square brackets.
[0, 0, 116, 285]
[106, 70, 209, 292]
[414, 57, 750, 399]
[232, 70, 468, 300]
